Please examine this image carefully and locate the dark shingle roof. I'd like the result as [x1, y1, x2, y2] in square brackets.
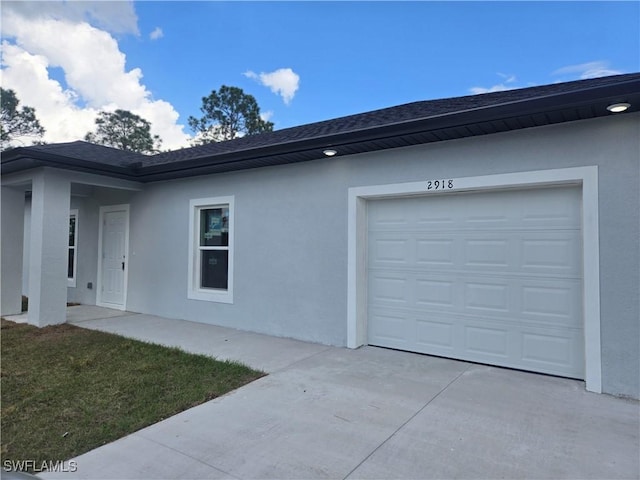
[146, 72, 640, 167]
[26, 141, 147, 167]
[2, 73, 639, 182]
[1, 141, 147, 179]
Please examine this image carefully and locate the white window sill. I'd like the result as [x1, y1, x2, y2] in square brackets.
[188, 289, 233, 304]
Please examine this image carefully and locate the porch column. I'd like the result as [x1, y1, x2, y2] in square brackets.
[1, 186, 25, 315]
[28, 170, 70, 326]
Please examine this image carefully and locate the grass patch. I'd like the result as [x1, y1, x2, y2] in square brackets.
[1, 319, 265, 467]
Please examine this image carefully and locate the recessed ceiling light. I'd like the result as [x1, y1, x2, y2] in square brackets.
[606, 102, 631, 113]
[323, 149, 337, 157]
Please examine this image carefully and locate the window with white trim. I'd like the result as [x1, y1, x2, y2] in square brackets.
[188, 196, 234, 303]
[68, 209, 78, 287]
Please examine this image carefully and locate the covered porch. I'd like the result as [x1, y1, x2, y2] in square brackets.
[1, 167, 141, 327]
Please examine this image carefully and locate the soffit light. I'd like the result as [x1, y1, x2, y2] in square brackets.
[606, 102, 631, 113]
[323, 149, 337, 157]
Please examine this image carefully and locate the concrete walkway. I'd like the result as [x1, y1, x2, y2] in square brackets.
[30, 306, 639, 479]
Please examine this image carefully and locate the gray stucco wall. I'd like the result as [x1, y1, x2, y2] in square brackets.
[21, 198, 30, 296]
[2, 186, 24, 315]
[118, 113, 639, 398]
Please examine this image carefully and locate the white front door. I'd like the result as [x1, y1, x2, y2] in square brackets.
[97, 205, 129, 309]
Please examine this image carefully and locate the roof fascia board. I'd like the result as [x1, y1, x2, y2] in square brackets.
[1, 168, 41, 186]
[1, 148, 137, 178]
[1, 166, 143, 191]
[64, 169, 143, 190]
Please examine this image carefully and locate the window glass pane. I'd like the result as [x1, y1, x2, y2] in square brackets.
[68, 248, 75, 279]
[69, 216, 76, 247]
[200, 207, 229, 247]
[200, 250, 228, 290]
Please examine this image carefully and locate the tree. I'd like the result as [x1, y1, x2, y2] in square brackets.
[188, 85, 273, 144]
[1, 88, 45, 150]
[85, 109, 162, 154]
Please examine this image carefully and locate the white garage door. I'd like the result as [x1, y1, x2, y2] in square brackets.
[367, 187, 584, 379]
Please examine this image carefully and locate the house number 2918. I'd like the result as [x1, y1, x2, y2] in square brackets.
[427, 179, 454, 190]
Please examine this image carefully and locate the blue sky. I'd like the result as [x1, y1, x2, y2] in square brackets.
[1, 1, 638, 150]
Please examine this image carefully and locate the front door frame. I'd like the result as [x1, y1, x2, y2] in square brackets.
[347, 166, 601, 393]
[96, 204, 130, 310]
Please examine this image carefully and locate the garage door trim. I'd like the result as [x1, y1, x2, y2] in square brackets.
[347, 166, 601, 393]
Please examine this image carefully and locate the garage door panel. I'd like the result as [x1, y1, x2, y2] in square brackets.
[370, 231, 581, 276]
[463, 211, 513, 230]
[367, 187, 584, 379]
[463, 238, 511, 267]
[370, 275, 409, 304]
[370, 270, 581, 327]
[368, 201, 411, 228]
[415, 318, 455, 349]
[370, 188, 581, 229]
[416, 239, 455, 265]
[369, 311, 412, 348]
[416, 216, 457, 227]
[464, 325, 509, 358]
[464, 281, 510, 313]
[368, 306, 584, 378]
[371, 238, 410, 264]
[520, 189, 582, 228]
[521, 331, 578, 366]
[520, 281, 581, 325]
[520, 233, 581, 273]
[415, 279, 455, 307]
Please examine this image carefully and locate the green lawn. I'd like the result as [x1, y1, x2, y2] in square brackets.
[1, 319, 264, 466]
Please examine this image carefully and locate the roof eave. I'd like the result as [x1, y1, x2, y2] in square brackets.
[135, 77, 640, 182]
[1, 148, 138, 180]
[2, 76, 638, 183]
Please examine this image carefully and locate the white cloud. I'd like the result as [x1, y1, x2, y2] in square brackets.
[1, 42, 99, 145]
[261, 110, 274, 122]
[244, 68, 300, 105]
[150, 27, 164, 41]
[469, 74, 518, 95]
[468, 62, 625, 97]
[497, 72, 516, 83]
[553, 61, 624, 80]
[1, 1, 139, 35]
[0, 5, 190, 150]
[469, 83, 513, 95]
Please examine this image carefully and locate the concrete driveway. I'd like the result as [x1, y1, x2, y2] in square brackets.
[39, 308, 639, 480]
